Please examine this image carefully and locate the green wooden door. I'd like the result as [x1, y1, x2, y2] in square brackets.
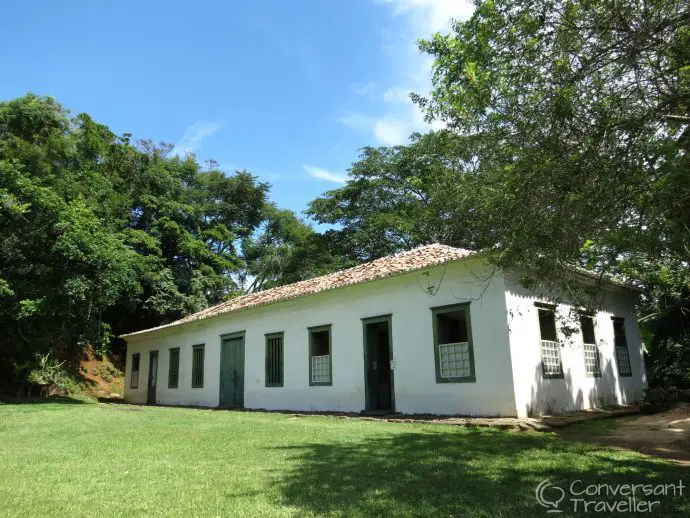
[219, 335, 245, 407]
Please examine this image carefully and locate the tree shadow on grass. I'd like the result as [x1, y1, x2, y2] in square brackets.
[272, 428, 688, 517]
[0, 395, 88, 405]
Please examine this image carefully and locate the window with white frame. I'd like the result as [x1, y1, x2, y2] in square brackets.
[432, 304, 475, 382]
[309, 325, 331, 385]
[580, 315, 600, 377]
[612, 318, 632, 376]
[537, 306, 563, 378]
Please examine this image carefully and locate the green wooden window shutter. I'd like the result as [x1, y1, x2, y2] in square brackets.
[308, 325, 332, 386]
[130, 353, 140, 389]
[612, 318, 632, 377]
[168, 348, 180, 388]
[192, 344, 205, 388]
[265, 333, 284, 387]
[431, 303, 476, 383]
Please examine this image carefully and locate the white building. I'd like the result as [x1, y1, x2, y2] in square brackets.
[121, 244, 647, 417]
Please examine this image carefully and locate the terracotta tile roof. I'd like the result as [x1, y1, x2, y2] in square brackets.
[121, 244, 474, 338]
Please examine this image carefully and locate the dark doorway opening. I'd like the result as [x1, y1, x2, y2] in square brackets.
[363, 316, 394, 412]
[147, 350, 158, 404]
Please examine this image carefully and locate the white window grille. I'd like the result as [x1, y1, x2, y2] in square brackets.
[438, 342, 472, 378]
[540, 340, 563, 376]
[583, 342, 600, 376]
[616, 345, 632, 376]
[311, 354, 330, 383]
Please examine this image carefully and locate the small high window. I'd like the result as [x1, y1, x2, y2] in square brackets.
[265, 333, 284, 387]
[612, 318, 632, 377]
[309, 325, 332, 386]
[431, 304, 475, 383]
[537, 306, 563, 378]
[192, 344, 205, 388]
[130, 353, 140, 389]
[580, 316, 600, 377]
[168, 348, 180, 388]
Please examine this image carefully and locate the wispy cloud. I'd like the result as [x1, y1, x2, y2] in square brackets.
[350, 81, 378, 100]
[172, 121, 224, 157]
[302, 164, 347, 184]
[374, 119, 409, 146]
[338, 0, 474, 146]
[337, 113, 375, 131]
[381, 0, 474, 34]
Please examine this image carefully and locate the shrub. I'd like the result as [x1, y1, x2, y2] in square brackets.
[93, 324, 114, 360]
[27, 353, 72, 392]
[91, 363, 121, 383]
[640, 386, 682, 414]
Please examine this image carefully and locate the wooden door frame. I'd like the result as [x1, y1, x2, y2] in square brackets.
[219, 331, 246, 407]
[147, 350, 159, 404]
[361, 314, 395, 412]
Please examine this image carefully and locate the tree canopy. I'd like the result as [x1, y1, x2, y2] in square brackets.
[415, 0, 689, 275]
[308, 131, 486, 262]
[0, 94, 340, 382]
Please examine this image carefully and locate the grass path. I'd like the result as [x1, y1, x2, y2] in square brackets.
[0, 399, 687, 517]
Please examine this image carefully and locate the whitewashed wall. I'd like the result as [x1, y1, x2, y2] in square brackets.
[504, 275, 647, 417]
[124, 259, 519, 416]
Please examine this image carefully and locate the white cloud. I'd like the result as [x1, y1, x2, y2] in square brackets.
[339, 0, 474, 146]
[302, 164, 347, 184]
[382, 87, 411, 104]
[374, 120, 408, 146]
[172, 121, 224, 157]
[381, 0, 474, 34]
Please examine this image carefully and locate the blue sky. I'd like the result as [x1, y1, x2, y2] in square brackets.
[1, 0, 473, 221]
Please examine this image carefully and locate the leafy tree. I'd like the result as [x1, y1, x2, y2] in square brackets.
[308, 131, 484, 261]
[413, 0, 690, 385]
[415, 0, 688, 270]
[0, 94, 333, 383]
[239, 204, 350, 291]
[0, 97, 140, 379]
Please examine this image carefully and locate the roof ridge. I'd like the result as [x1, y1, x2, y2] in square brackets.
[186, 244, 463, 316]
[121, 243, 475, 338]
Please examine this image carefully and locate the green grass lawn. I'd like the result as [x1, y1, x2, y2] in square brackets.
[0, 399, 687, 517]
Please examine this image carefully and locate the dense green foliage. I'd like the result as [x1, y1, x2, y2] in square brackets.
[0, 401, 687, 517]
[310, 0, 690, 387]
[0, 94, 339, 383]
[308, 131, 486, 262]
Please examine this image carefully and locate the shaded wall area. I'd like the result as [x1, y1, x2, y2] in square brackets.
[505, 275, 647, 417]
